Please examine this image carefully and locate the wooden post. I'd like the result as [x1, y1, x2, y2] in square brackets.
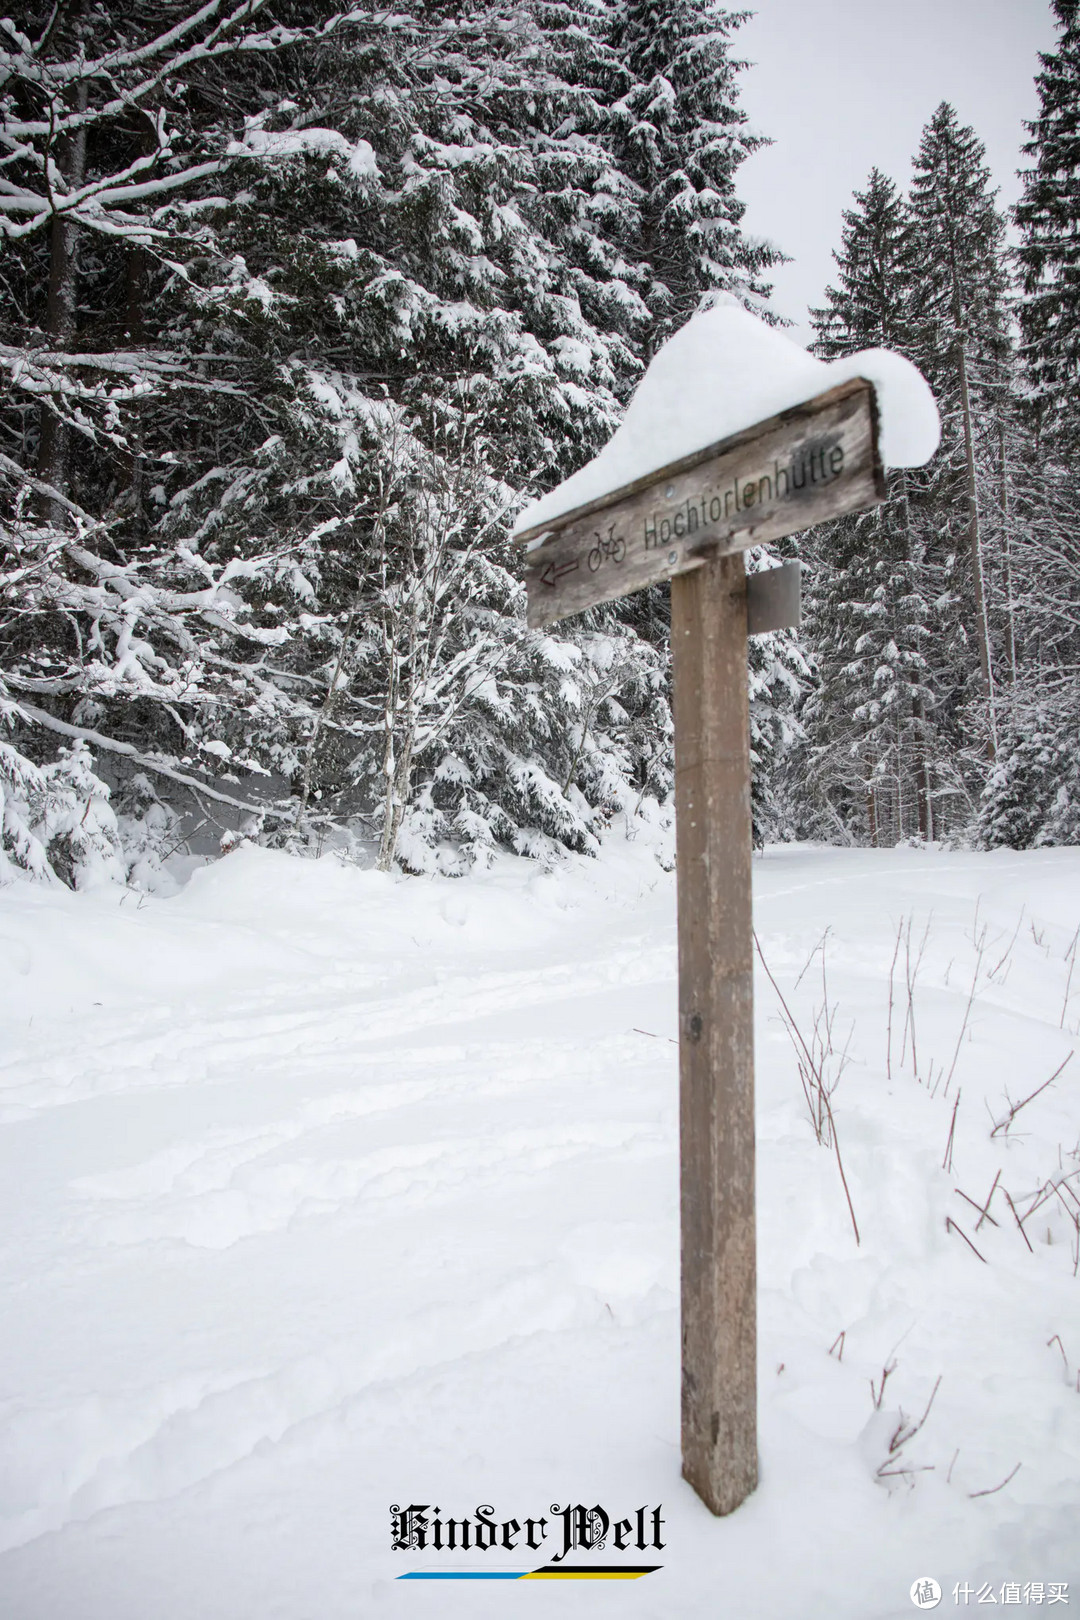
[671, 549, 757, 1516]
[517, 375, 887, 1517]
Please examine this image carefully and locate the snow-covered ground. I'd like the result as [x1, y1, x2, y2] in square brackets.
[1, 826, 1079, 1619]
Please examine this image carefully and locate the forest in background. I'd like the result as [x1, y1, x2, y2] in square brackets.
[0, 0, 1078, 887]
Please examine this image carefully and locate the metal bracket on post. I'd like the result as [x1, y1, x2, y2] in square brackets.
[747, 560, 801, 636]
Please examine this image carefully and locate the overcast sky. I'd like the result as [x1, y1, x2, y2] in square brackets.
[735, 0, 1059, 345]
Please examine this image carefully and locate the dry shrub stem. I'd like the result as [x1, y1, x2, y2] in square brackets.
[987, 908, 1024, 982]
[945, 933, 986, 1095]
[943, 1090, 962, 1172]
[754, 931, 860, 1245]
[991, 1053, 1073, 1138]
[955, 1184, 1000, 1228]
[969, 1461, 1022, 1499]
[945, 1216, 987, 1264]
[901, 918, 932, 1080]
[1004, 1188, 1034, 1252]
[877, 1375, 942, 1483]
[974, 1169, 1002, 1230]
[887, 918, 903, 1082]
[871, 1359, 897, 1410]
[1062, 924, 1080, 1030]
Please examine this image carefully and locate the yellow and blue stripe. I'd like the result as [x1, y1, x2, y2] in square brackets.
[398, 1564, 661, 1581]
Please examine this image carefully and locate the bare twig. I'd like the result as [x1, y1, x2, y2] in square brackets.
[875, 1376, 943, 1484]
[955, 1183, 1000, 1229]
[1058, 1177, 1080, 1216]
[969, 1461, 1021, 1499]
[754, 932, 859, 1241]
[1004, 1188, 1034, 1252]
[793, 929, 829, 991]
[1017, 1179, 1062, 1233]
[902, 915, 932, 1080]
[822, 1090, 860, 1245]
[828, 1330, 846, 1361]
[987, 907, 1024, 982]
[945, 1216, 987, 1264]
[887, 917, 903, 1083]
[1062, 924, 1080, 1029]
[888, 1375, 942, 1453]
[943, 1090, 961, 1173]
[1048, 1333, 1069, 1371]
[945, 933, 985, 1093]
[871, 1359, 896, 1410]
[974, 1169, 1002, 1231]
[991, 1053, 1073, 1138]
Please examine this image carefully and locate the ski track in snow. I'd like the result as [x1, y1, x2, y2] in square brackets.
[0, 940, 674, 1118]
[2, 836, 1080, 1617]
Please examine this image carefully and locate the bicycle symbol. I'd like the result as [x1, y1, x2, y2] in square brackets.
[587, 524, 627, 572]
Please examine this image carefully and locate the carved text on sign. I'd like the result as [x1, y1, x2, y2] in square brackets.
[641, 441, 846, 555]
[521, 379, 882, 629]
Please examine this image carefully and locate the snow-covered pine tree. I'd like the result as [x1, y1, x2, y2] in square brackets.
[982, 0, 1080, 850]
[1016, 0, 1080, 459]
[906, 104, 1014, 779]
[1, 0, 684, 879]
[605, 0, 778, 343]
[973, 439, 1080, 847]
[2, 0, 783, 881]
[164, 0, 681, 871]
[798, 171, 941, 844]
[596, 0, 801, 839]
[0, 2, 366, 883]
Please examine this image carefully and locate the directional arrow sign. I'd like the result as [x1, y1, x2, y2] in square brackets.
[520, 377, 883, 630]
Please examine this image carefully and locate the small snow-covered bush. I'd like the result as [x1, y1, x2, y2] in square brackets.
[113, 774, 183, 892]
[0, 738, 125, 889]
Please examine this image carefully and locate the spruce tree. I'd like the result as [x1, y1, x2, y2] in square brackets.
[974, 449, 1080, 848]
[0, 0, 679, 878]
[606, 0, 780, 344]
[907, 104, 1013, 768]
[1016, 0, 1080, 457]
[801, 172, 940, 843]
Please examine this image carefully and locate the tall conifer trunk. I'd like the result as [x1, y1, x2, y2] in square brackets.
[998, 424, 1017, 684]
[955, 336, 995, 741]
[124, 245, 146, 536]
[37, 79, 88, 522]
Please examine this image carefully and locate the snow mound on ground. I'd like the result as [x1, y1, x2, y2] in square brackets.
[3, 837, 1079, 1617]
[514, 301, 940, 537]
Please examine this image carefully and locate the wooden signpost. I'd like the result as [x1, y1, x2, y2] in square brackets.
[517, 376, 885, 1518]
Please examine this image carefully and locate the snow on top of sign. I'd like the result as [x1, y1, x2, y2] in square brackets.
[513, 299, 940, 539]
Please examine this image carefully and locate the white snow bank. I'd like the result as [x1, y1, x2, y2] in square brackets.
[514, 300, 940, 537]
[3, 836, 1079, 1618]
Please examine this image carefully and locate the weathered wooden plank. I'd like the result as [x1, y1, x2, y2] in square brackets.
[746, 560, 801, 636]
[672, 549, 757, 1517]
[524, 378, 881, 630]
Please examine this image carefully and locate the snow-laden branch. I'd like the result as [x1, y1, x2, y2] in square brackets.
[9, 697, 293, 819]
[0, 3, 358, 133]
[0, 3, 375, 242]
[0, 452, 106, 530]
